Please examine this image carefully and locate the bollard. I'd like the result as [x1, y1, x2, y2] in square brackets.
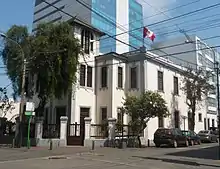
[91, 140, 95, 150]
[11, 138, 15, 148]
[49, 140, 53, 150]
[148, 139, 150, 147]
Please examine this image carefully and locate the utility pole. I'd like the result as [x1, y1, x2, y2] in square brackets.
[215, 61, 220, 160]
[18, 58, 26, 147]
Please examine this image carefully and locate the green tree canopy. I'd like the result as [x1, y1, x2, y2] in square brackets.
[1, 22, 81, 116]
[181, 68, 215, 131]
[122, 91, 169, 147]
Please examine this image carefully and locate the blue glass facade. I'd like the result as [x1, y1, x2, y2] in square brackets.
[91, 0, 143, 53]
[129, 0, 143, 51]
[91, 0, 117, 53]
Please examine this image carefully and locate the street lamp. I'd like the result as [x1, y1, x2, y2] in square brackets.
[0, 32, 26, 147]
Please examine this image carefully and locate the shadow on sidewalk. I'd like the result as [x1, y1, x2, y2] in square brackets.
[167, 146, 219, 160]
[132, 156, 220, 168]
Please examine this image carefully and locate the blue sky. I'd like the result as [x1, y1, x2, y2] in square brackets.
[0, 0, 34, 97]
[0, 0, 220, 96]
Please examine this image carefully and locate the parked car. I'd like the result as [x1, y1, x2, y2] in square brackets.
[210, 127, 219, 141]
[181, 130, 201, 145]
[198, 130, 218, 143]
[153, 128, 189, 148]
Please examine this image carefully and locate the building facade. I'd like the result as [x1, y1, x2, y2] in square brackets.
[151, 36, 219, 130]
[39, 47, 209, 144]
[33, 0, 143, 54]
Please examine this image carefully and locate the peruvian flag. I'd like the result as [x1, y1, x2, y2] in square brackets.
[143, 27, 156, 41]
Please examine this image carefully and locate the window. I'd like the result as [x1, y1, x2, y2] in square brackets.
[90, 33, 94, 52]
[117, 111, 123, 124]
[87, 66, 93, 87]
[173, 76, 179, 95]
[198, 54, 203, 64]
[204, 118, 207, 130]
[81, 29, 93, 54]
[101, 66, 108, 88]
[130, 67, 137, 89]
[198, 113, 202, 122]
[208, 97, 216, 107]
[158, 71, 164, 91]
[101, 108, 107, 121]
[158, 117, 164, 128]
[118, 67, 123, 88]
[207, 118, 210, 130]
[85, 30, 90, 54]
[80, 64, 86, 86]
[212, 119, 215, 127]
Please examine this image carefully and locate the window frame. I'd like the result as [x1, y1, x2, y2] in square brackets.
[158, 71, 164, 92]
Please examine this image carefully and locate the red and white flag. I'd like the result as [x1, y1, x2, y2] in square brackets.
[143, 27, 156, 42]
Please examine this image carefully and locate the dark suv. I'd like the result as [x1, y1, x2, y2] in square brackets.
[154, 128, 189, 148]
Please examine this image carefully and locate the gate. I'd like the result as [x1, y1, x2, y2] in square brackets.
[67, 122, 84, 146]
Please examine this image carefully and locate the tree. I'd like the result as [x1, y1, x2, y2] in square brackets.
[1, 22, 81, 116]
[122, 91, 169, 147]
[181, 68, 214, 131]
[0, 87, 14, 118]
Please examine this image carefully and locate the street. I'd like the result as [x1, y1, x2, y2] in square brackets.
[0, 144, 219, 169]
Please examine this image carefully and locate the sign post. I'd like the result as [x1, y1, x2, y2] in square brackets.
[25, 102, 35, 149]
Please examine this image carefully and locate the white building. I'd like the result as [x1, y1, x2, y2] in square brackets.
[36, 50, 209, 145]
[94, 50, 207, 142]
[151, 36, 219, 130]
[30, 21, 211, 145]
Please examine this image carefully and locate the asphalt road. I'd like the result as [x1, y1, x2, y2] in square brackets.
[0, 143, 219, 169]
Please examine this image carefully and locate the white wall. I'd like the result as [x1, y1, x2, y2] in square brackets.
[95, 52, 208, 141]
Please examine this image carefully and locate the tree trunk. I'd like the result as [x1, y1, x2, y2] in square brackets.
[137, 135, 141, 148]
[35, 97, 46, 117]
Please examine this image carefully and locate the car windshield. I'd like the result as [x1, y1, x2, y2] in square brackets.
[199, 130, 209, 134]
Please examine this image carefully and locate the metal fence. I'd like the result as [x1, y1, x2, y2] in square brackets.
[90, 124, 108, 139]
[69, 122, 81, 137]
[22, 123, 36, 138]
[42, 124, 60, 138]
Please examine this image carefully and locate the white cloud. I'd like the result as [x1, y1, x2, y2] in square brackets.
[137, 0, 177, 24]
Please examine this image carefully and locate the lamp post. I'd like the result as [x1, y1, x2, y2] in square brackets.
[0, 33, 26, 147]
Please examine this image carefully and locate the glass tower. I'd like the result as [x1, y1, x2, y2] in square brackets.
[91, 0, 143, 53]
[91, 0, 117, 53]
[129, 0, 144, 51]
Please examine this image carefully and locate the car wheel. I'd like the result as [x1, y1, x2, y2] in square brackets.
[173, 140, 178, 148]
[190, 140, 194, 146]
[185, 140, 189, 147]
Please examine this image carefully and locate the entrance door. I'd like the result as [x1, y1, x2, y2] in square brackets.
[80, 108, 90, 145]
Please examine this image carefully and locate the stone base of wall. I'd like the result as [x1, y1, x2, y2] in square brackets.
[35, 138, 66, 147]
[84, 139, 107, 148]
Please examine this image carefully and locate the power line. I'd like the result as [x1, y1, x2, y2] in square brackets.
[97, 2, 220, 42]
[79, 43, 220, 72]
[41, 0, 139, 52]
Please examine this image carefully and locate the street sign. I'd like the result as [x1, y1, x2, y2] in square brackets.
[26, 102, 35, 112]
[25, 111, 35, 116]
